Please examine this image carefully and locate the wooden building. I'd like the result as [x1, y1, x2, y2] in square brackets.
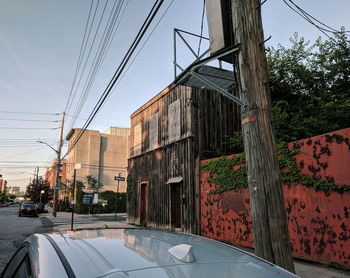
[127, 81, 240, 234]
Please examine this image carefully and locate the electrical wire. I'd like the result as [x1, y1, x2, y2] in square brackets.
[0, 110, 59, 115]
[64, 0, 94, 113]
[100, 0, 175, 112]
[63, 0, 165, 159]
[66, 0, 128, 134]
[283, 0, 349, 39]
[66, 0, 101, 116]
[0, 127, 59, 130]
[66, 0, 123, 133]
[0, 146, 46, 160]
[0, 118, 59, 122]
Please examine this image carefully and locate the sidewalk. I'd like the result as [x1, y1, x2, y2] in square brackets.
[39, 210, 349, 278]
[40, 210, 136, 231]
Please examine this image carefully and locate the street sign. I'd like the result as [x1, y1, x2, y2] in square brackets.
[82, 193, 94, 204]
[114, 176, 125, 181]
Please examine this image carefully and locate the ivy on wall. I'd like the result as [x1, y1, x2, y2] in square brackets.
[201, 142, 350, 194]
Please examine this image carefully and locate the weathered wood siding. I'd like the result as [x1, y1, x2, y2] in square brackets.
[127, 84, 240, 233]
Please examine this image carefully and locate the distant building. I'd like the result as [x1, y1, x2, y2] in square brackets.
[0, 179, 7, 193]
[45, 159, 68, 187]
[7, 186, 20, 196]
[65, 127, 130, 192]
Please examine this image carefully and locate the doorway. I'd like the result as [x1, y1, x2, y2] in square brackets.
[140, 183, 148, 226]
[171, 183, 181, 229]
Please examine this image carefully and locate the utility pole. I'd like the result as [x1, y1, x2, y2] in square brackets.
[230, 0, 295, 273]
[53, 112, 65, 217]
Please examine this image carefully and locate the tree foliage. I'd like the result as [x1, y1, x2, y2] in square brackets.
[25, 177, 52, 203]
[85, 175, 103, 193]
[227, 32, 350, 150]
[268, 31, 350, 142]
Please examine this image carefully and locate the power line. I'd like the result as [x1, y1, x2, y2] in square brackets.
[65, 0, 103, 116]
[0, 110, 59, 115]
[109, 0, 175, 97]
[99, 0, 174, 115]
[0, 127, 59, 130]
[64, 0, 94, 113]
[64, 0, 165, 159]
[0, 139, 57, 141]
[0, 118, 59, 122]
[66, 0, 127, 134]
[0, 161, 50, 163]
[66, 0, 120, 132]
[0, 146, 46, 160]
[283, 0, 349, 39]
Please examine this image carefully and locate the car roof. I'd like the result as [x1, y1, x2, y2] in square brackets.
[29, 229, 297, 278]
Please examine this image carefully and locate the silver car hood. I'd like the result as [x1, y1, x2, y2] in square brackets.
[39, 229, 297, 278]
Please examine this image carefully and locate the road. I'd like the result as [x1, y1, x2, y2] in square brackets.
[0, 204, 52, 273]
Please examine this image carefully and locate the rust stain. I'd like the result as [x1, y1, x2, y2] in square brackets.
[200, 128, 350, 269]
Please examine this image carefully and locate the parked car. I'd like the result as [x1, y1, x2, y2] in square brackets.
[0, 229, 299, 278]
[18, 203, 38, 217]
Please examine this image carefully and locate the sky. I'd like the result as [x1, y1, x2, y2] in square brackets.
[0, 0, 349, 190]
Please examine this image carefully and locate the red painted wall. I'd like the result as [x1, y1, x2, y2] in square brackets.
[200, 128, 350, 268]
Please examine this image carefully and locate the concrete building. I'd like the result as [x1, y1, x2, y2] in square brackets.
[65, 127, 130, 192]
[7, 186, 20, 196]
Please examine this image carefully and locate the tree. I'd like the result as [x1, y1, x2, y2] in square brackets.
[0, 192, 7, 203]
[268, 31, 350, 142]
[84, 175, 103, 193]
[26, 177, 52, 203]
[227, 31, 350, 150]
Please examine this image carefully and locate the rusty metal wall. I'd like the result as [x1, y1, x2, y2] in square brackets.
[200, 128, 350, 268]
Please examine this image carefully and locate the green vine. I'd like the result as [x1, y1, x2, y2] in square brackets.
[201, 142, 350, 194]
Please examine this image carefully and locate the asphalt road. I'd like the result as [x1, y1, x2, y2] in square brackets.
[0, 204, 52, 273]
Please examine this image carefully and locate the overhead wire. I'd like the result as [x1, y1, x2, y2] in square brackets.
[66, 0, 128, 134]
[98, 0, 175, 115]
[282, 0, 349, 39]
[0, 127, 59, 130]
[0, 110, 59, 115]
[0, 146, 47, 160]
[65, 0, 102, 116]
[63, 0, 165, 159]
[64, 0, 94, 113]
[0, 118, 59, 122]
[66, 0, 124, 133]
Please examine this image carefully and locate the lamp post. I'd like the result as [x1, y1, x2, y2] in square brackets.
[37, 111, 65, 217]
[71, 163, 81, 231]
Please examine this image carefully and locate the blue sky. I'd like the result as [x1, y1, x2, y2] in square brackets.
[0, 0, 349, 190]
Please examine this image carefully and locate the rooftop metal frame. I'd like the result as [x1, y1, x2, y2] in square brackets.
[173, 28, 246, 107]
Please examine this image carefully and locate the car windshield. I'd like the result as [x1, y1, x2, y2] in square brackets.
[22, 204, 35, 209]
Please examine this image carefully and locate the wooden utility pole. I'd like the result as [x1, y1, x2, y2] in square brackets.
[53, 112, 65, 217]
[231, 0, 295, 273]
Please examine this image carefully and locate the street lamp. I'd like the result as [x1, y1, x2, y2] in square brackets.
[37, 137, 63, 217]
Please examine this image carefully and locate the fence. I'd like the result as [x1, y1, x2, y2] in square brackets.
[200, 128, 350, 268]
